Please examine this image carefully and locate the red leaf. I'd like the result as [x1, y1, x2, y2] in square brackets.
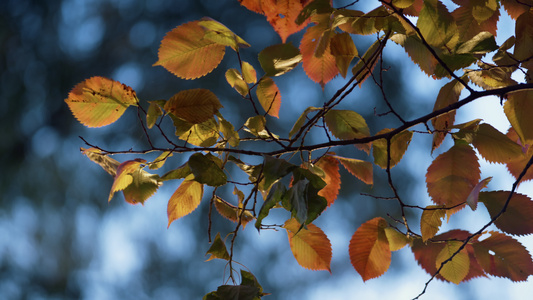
[65, 77, 138, 128]
[315, 155, 341, 207]
[501, 0, 533, 20]
[284, 218, 332, 272]
[479, 191, 533, 236]
[154, 20, 226, 79]
[473, 231, 533, 281]
[349, 217, 391, 281]
[300, 23, 339, 87]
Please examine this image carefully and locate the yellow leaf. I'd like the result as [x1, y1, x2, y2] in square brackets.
[109, 159, 145, 202]
[214, 196, 254, 229]
[330, 32, 358, 78]
[241, 61, 257, 84]
[383, 227, 410, 251]
[420, 205, 445, 242]
[435, 240, 470, 284]
[256, 78, 281, 118]
[165, 89, 223, 124]
[65, 77, 138, 128]
[284, 218, 332, 272]
[167, 177, 203, 227]
[154, 20, 226, 79]
[504, 90, 533, 145]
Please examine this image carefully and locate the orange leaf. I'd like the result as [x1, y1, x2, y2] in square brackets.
[167, 177, 204, 227]
[239, 0, 263, 13]
[164, 89, 223, 124]
[412, 230, 486, 282]
[154, 20, 226, 79]
[504, 90, 533, 146]
[65, 77, 138, 128]
[263, 0, 312, 43]
[505, 128, 533, 182]
[284, 218, 332, 272]
[334, 155, 373, 185]
[300, 24, 339, 87]
[214, 196, 254, 229]
[256, 77, 281, 118]
[315, 155, 340, 207]
[420, 205, 446, 242]
[109, 159, 145, 202]
[473, 231, 533, 281]
[431, 80, 465, 152]
[479, 191, 533, 236]
[426, 143, 480, 215]
[501, 0, 533, 19]
[349, 217, 391, 281]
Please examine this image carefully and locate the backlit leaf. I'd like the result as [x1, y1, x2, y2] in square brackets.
[188, 153, 227, 187]
[165, 89, 223, 124]
[146, 100, 165, 129]
[333, 155, 373, 185]
[65, 77, 138, 128]
[262, 0, 312, 43]
[296, 0, 333, 25]
[219, 117, 240, 147]
[262, 155, 297, 190]
[383, 227, 410, 251]
[149, 151, 173, 170]
[123, 167, 162, 205]
[315, 155, 340, 207]
[154, 20, 226, 79]
[473, 231, 533, 281]
[171, 116, 219, 147]
[81, 147, 120, 177]
[244, 115, 270, 138]
[256, 78, 281, 118]
[514, 10, 533, 69]
[417, 0, 457, 48]
[435, 240, 470, 284]
[214, 196, 254, 229]
[351, 39, 381, 86]
[289, 106, 321, 138]
[372, 129, 413, 169]
[479, 191, 533, 236]
[504, 90, 533, 145]
[505, 128, 533, 182]
[465, 177, 492, 211]
[349, 217, 391, 281]
[241, 61, 257, 84]
[469, 123, 524, 163]
[256, 181, 286, 230]
[109, 159, 145, 202]
[198, 17, 250, 51]
[300, 24, 339, 87]
[501, 0, 533, 20]
[205, 232, 230, 261]
[160, 163, 191, 181]
[431, 79, 465, 152]
[285, 218, 332, 272]
[452, 3, 499, 43]
[330, 32, 358, 78]
[426, 142, 480, 215]
[420, 205, 446, 242]
[225, 69, 249, 96]
[324, 109, 370, 140]
[167, 177, 204, 227]
[258, 43, 302, 77]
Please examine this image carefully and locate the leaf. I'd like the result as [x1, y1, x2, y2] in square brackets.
[198, 17, 250, 51]
[286, 178, 310, 224]
[324, 109, 370, 140]
[514, 10, 533, 69]
[81, 147, 120, 177]
[504, 90, 533, 145]
[372, 129, 413, 169]
[241, 61, 257, 84]
[431, 79, 465, 152]
[296, 0, 333, 25]
[466, 66, 517, 90]
[188, 153, 227, 187]
[219, 117, 240, 147]
[284, 218, 332, 272]
[479, 191, 533, 236]
[109, 159, 145, 202]
[258, 43, 302, 77]
[330, 32, 358, 78]
[455, 31, 498, 55]
[473, 231, 533, 281]
[300, 23, 339, 87]
[417, 0, 457, 48]
[314, 155, 340, 207]
[225, 69, 249, 96]
[283, 168, 328, 225]
[123, 167, 162, 205]
[420, 205, 446, 242]
[435, 240, 470, 284]
[501, 0, 533, 20]
[214, 196, 254, 229]
[351, 39, 380, 86]
[146, 100, 165, 129]
[212, 285, 261, 300]
[167, 177, 204, 227]
[333, 155, 373, 185]
[505, 128, 533, 182]
[392, 34, 438, 77]
[349, 217, 391, 281]
[205, 232, 230, 261]
[165, 89, 223, 124]
[244, 115, 271, 138]
[452, 3, 499, 43]
[465, 177, 492, 211]
[160, 163, 191, 181]
[468, 123, 524, 163]
[383, 227, 410, 251]
[256, 78, 281, 118]
[171, 115, 219, 147]
[255, 182, 286, 230]
[289, 106, 321, 138]
[262, 155, 297, 190]
[426, 142, 480, 215]
[262, 0, 312, 43]
[149, 151, 173, 170]
[65, 77, 138, 128]
[154, 20, 226, 79]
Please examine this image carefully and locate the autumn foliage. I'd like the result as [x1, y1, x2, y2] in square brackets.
[65, 0, 533, 298]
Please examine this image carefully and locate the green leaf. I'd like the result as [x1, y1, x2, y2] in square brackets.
[258, 43, 302, 77]
[214, 285, 261, 300]
[160, 163, 191, 181]
[256, 78, 281, 118]
[455, 31, 498, 55]
[188, 153, 227, 187]
[372, 129, 413, 169]
[205, 232, 230, 261]
[324, 109, 370, 140]
[255, 182, 286, 230]
[514, 11, 533, 70]
[240, 270, 264, 294]
[330, 32, 358, 78]
[417, 0, 457, 48]
[219, 117, 240, 147]
[198, 17, 250, 51]
[262, 155, 297, 190]
[289, 107, 321, 138]
[165, 89, 223, 124]
[146, 100, 165, 129]
[225, 69, 249, 96]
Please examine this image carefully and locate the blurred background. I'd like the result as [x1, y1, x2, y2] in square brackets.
[1, 0, 532, 299]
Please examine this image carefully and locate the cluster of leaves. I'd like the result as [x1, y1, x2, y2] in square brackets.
[65, 0, 533, 298]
